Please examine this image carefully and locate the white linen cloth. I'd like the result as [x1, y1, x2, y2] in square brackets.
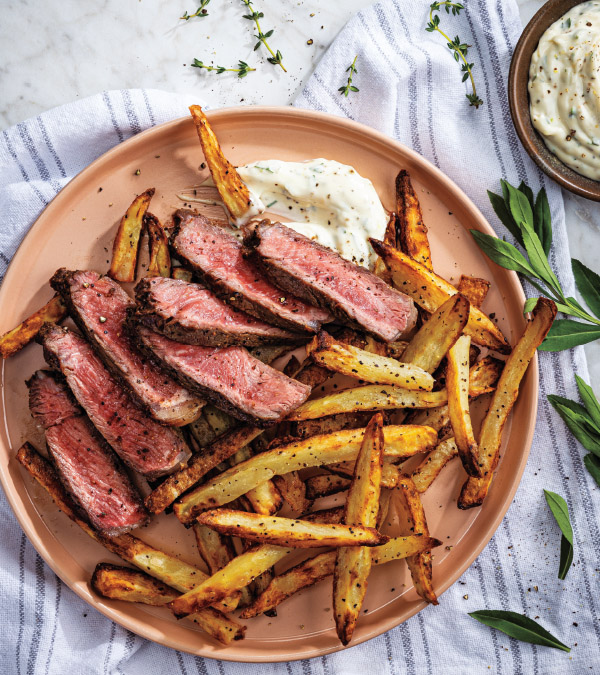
[1, 1, 599, 673]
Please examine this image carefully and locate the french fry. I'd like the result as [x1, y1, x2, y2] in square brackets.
[385, 340, 409, 360]
[0, 295, 67, 359]
[231, 443, 282, 516]
[196, 510, 388, 548]
[145, 212, 171, 277]
[446, 335, 480, 477]
[459, 298, 557, 508]
[189, 105, 255, 224]
[305, 473, 351, 500]
[109, 188, 155, 282]
[287, 385, 447, 421]
[240, 534, 441, 619]
[411, 438, 459, 493]
[308, 331, 434, 391]
[91, 563, 245, 644]
[396, 476, 438, 605]
[457, 274, 490, 308]
[172, 267, 193, 282]
[395, 169, 432, 270]
[174, 425, 437, 522]
[187, 412, 218, 448]
[145, 425, 263, 514]
[374, 213, 398, 281]
[370, 239, 511, 354]
[334, 413, 384, 644]
[291, 411, 372, 440]
[272, 472, 311, 513]
[327, 459, 403, 489]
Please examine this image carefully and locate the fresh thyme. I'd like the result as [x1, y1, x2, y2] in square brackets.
[426, 2, 483, 109]
[241, 0, 286, 72]
[191, 59, 255, 78]
[181, 0, 210, 20]
[339, 56, 359, 97]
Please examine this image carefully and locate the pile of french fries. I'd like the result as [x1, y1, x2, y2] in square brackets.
[3, 104, 557, 648]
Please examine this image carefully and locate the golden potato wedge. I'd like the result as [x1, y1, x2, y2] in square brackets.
[305, 473, 351, 500]
[145, 212, 171, 277]
[395, 169, 432, 269]
[385, 340, 410, 360]
[446, 335, 480, 477]
[0, 295, 67, 359]
[272, 472, 311, 513]
[189, 105, 256, 224]
[377, 487, 394, 529]
[396, 476, 438, 605]
[174, 425, 437, 522]
[230, 443, 282, 516]
[109, 188, 155, 282]
[411, 438, 459, 493]
[370, 239, 511, 354]
[374, 213, 398, 281]
[457, 274, 490, 308]
[459, 298, 556, 508]
[91, 563, 245, 644]
[291, 411, 372, 440]
[334, 413, 384, 644]
[171, 267, 193, 282]
[327, 459, 402, 489]
[308, 332, 434, 391]
[187, 413, 218, 449]
[145, 425, 263, 514]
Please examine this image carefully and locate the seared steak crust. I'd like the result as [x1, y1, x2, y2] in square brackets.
[40, 324, 191, 478]
[27, 370, 148, 534]
[170, 210, 332, 333]
[242, 220, 417, 342]
[134, 277, 304, 348]
[51, 268, 204, 426]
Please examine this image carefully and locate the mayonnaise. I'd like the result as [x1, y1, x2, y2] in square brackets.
[237, 159, 389, 269]
[529, 1, 600, 180]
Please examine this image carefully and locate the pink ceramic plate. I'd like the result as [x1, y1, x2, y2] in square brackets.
[0, 107, 536, 662]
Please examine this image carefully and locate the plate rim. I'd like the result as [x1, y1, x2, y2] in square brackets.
[0, 105, 537, 663]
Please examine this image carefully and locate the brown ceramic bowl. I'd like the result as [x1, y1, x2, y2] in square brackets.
[509, 0, 600, 200]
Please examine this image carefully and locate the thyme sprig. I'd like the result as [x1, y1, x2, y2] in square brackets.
[181, 0, 210, 20]
[241, 0, 286, 72]
[191, 59, 255, 78]
[426, 2, 483, 109]
[339, 56, 359, 97]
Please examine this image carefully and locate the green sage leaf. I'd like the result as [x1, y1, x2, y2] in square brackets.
[468, 611, 570, 652]
[544, 489, 574, 579]
[572, 258, 600, 319]
[548, 395, 600, 454]
[575, 375, 600, 428]
[487, 190, 523, 245]
[583, 453, 600, 486]
[540, 320, 600, 351]
[520, 219, 561, 292]
[533, 187, 552, 256]
[470, 230, 536, 276]
[506, 181, 534, 232]
[523, 297, 538, 315]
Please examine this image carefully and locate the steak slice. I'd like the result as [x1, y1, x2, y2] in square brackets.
[243, 220, 418, 342]
[27, 370, 148, 534]
[50, 269, 204, 426]
[40, 324, 191, 478]
[134, 277, 303, 348]
[171, 209, 332, 333]
[133, 325, 311, 427]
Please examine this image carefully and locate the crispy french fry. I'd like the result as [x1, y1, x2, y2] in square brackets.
[412, 438, 459, 493]
[205, 404, 238, 436]
[109, 188, 155, 282]
[385, 340, 409, 360]
[292, 411, 372, 440]
[189, 105, 255, 224]
[395, 169, 432, 270]
[458, 298, 556, 508]
[197, 509, 388, 548]
[305, 473, 351, 500]
[174, 425, 437, 522]
[91, 563, 245, 644]
[272, 472, 311, 513]
[457, 274, 490, 308]
[230, 443, 282, 516]
[287, 385, 447, 421]
[370, 239, 511, 354]
[446, 335, 480, 477]
[334, 413, 384, 644]
[374, 213, 397, 281]
[145, 213, 171, 277]
[0, 295, 67, 359]
[327, 459, 402, 489]
[187, 412, 218, 448]
[397, 476, 438, 605]
[308, 332, 434, 391]
[145, 425, 263, 514]
[172, 267, 193, 282]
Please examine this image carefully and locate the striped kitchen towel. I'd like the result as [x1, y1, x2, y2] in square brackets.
[1, 1, 599, 674]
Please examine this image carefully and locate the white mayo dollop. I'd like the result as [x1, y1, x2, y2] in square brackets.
[529, 1, 600, 180]
[237, 159, 389, 268]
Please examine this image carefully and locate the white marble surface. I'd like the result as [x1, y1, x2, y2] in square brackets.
[1, 0, 599, 390]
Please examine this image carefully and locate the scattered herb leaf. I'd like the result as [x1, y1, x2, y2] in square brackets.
[191, 59, 256, 78]
[583, 453, 600, 486]
[241, 0, 286, 72]
[339, 55, 359, 97]
[181, 0, 210, 20]
[543, 489, 574, 579]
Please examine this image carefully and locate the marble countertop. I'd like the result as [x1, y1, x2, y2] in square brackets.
[1, 0, 598, 391]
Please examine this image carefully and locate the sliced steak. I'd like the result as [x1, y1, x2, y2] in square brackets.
[27, 370, 148, 534]
[243, 220, 417, 342]
[50, 269, 204, 426]
[133, 325, 311, 427]
[134, 277, 303, 347]
[171, 209, 332, 333]
[40, 324, 191, 478]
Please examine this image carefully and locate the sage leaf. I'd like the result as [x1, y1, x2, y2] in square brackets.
[572, 258, 600, 319]
[583, 453, 600, 486]
[534, 187, 552, 255]
[548, 395, 600, 454]
[468, 610, 570, 652]
[523, 297, 537, 315]
[575, 375, 600, 428]
[544, 489, 574, 580]
[540, 320, 600, 351]
[506, 181, 534, 231]
[487, 190, 523, 244]
[518, 181, 535, 210]
[470, 230, 536, 276]
[520, 219, 561, 292]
